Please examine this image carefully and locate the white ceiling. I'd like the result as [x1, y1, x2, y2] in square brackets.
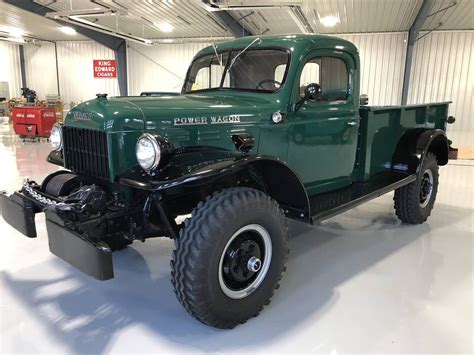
[33, 0, 233, 39]
[0, 0, 472, 42]
[0, 1, 88, 41]
[237, 0, 473, 35]
[302, 0, 423, 34]
[423, 0, 473, 31]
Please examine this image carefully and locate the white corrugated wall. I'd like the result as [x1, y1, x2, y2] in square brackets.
[408, 31, 473, 132]
[0, 41, 22, 99]
[338, 32, 408, 106]
[127, 42, 209, 95]
[24, 42, 58, 99]
[56, 41, 120, 105]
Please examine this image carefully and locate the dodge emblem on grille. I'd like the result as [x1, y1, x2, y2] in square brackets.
[73, 112, 93, 120]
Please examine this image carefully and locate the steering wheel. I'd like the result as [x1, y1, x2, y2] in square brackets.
[256, 79, 282, 90]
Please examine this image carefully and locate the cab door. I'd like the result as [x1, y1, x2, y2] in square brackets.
[287, 50, 359, 194]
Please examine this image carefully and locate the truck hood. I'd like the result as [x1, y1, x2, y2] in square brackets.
[65, 94, 281, 132]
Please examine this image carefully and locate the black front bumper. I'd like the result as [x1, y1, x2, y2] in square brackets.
[0, 191, 114, 280]
[0, 192, 37, 238]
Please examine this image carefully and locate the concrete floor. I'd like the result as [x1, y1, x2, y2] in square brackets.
[0, 124, 472, 353]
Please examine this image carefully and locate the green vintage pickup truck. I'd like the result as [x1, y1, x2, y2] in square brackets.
[1, 34, 455, 328]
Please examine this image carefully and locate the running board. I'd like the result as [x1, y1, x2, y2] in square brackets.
[310, 172, 417, 223]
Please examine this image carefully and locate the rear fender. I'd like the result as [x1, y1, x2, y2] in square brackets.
[392, 128, 449, 175]
[119, 150, 311, 222]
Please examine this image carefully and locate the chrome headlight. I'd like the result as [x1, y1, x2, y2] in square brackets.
[50, 124, 63, 151]
[136, 133, 161, 171]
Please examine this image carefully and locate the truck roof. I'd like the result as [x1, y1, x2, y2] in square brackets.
[197, 34, 358, 57]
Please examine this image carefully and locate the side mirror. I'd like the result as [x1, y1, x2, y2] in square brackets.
[304, 83, 321, 100]
[360, 94, 369, 106]
[295, 83, 321, 111]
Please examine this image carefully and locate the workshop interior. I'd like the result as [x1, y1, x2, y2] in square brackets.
[0, 0, 472, 353]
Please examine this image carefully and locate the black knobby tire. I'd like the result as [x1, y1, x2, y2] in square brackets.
[394, 152, 439, 224]
[170, 187, 289, 329]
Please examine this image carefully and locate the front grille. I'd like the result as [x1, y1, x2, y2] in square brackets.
[62, 126, 109, 180]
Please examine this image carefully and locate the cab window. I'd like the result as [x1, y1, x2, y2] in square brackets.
[184, 49, 289, 93]
[223, 49, 289, 92]
[299, 56, 349, 102]
[188, 53, 229, 91]
[274, 64, 286, 83]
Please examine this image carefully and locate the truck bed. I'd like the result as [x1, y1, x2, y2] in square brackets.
[355, 102, 450, 181]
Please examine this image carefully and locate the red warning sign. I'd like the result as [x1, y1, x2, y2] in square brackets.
[93, 59, 117, 78]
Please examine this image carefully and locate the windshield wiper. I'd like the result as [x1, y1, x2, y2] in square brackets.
[227, 37, 261, 71]
[212, 43, 223, 67]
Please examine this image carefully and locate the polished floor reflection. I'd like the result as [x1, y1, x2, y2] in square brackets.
[1, 124, 472, 353]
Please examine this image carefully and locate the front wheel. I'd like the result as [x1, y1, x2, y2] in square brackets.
[170, 188, 288, 329]
[394, 152, 439, 224]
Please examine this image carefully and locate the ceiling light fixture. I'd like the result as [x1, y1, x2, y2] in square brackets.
[8, 27, 24, 38]
[0, 35, 26, 44]
[319, 15, 340, 28]
[59, 26, 77, 35]
[156, 22, 173, 33]
[47, 9, 152, 45]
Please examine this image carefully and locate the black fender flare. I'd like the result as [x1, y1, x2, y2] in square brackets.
[246, 158, 310, 221]
[119, 152, 311, 222]
[392, 128, 449, 175]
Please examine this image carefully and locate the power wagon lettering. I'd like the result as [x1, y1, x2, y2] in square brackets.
[174, 115, 241, 126]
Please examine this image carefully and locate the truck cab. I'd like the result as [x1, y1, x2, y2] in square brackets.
[179, 35, 362, 194]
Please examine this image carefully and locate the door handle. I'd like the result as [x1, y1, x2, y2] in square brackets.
[347, 121, 358, 126]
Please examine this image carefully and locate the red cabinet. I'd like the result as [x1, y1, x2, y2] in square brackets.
[12, 107, 57, 138]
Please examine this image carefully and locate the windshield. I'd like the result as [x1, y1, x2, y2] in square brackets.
[183, 48, 290, 94]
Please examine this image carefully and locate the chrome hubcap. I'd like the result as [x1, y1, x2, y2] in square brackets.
[247, 256, 262, 272]
[419, 169, 434, 208]
[218, 224, 272, 299]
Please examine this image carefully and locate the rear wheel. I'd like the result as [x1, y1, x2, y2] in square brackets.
[394, 152, 439, 224]
[170, 187, 288, 329]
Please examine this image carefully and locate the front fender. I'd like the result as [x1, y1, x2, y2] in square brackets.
[392, 128, 449, 175]
[119, 148, 311, 222]
[119, 149, 246, 190]
[47, 150, 63, 166]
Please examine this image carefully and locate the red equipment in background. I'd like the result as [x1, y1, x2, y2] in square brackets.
[12, 107, 57, 138]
